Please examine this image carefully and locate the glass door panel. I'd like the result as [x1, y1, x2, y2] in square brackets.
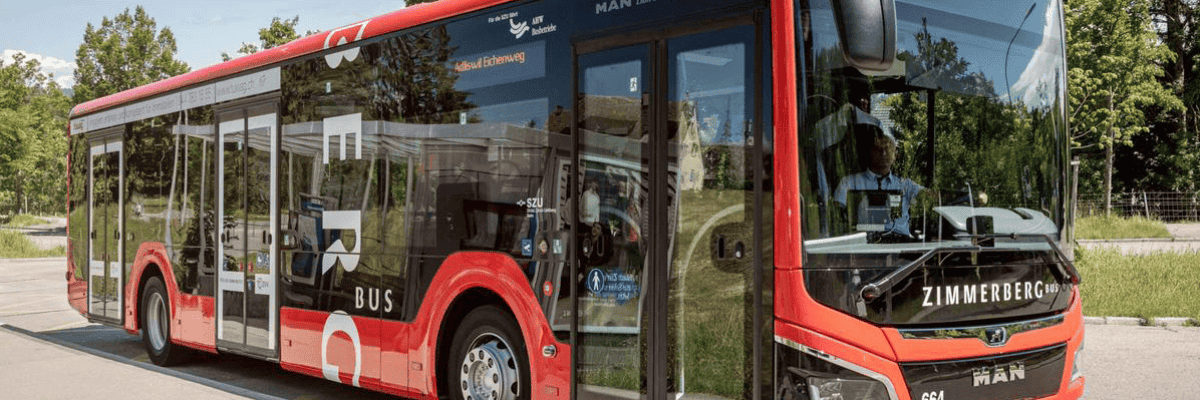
[665, 25, 756, 399]
[88, 141, 123, 322]
[218, 110, 247, 345]
[105, 143, 124, 322]
[244, 105, 278, 352]
[88, 143, 105, 319]
[217, 103, 280, 358]
[575, 43, 651, 398]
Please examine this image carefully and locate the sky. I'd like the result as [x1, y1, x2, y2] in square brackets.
[895, 0, 1060, 107]
[0, 1, 409, 88]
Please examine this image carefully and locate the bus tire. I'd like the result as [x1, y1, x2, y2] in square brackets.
[448, 305, 530, 400]
[140, 276, 191, 366]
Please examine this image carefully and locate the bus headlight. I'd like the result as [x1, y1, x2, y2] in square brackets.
[806, 375, 890, 400]
[777, 340, 894, 400]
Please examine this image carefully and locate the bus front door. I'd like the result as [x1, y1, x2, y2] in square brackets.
[216, 102, 280, 359]
[573, 19, 763, 400]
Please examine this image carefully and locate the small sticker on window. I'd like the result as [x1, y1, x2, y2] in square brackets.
[629, 77, 638, 92]
[521, 238, 533, 257]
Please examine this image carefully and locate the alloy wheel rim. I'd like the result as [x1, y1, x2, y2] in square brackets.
[459, 333, 519, 400]
[147, 291, 167, 351]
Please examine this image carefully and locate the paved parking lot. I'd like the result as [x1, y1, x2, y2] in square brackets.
[0, 257, 391, 400]
[1081, 324, 1200, 399]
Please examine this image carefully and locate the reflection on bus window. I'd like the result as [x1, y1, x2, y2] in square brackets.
[802, 0, 1066, 252]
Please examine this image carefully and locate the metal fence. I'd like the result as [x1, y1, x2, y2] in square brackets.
[1077, 192, 1200, 222]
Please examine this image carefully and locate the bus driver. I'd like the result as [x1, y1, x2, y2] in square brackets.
[834, 126, 924, 238]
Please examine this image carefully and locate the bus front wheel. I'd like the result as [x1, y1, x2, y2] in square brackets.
[140, 276, 191, 366]
[448, 305, 530, 400]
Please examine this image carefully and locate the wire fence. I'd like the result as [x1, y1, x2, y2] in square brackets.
[1078, 192, 1200, 222]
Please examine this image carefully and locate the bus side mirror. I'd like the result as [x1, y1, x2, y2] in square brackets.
[833, 0, 897, 71]
[711, 222, 753, 274]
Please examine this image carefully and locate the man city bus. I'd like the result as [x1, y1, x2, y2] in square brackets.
[65, 0, 1083, 398]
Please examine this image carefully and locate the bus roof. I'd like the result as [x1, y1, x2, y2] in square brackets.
[69, 0, 511, 119]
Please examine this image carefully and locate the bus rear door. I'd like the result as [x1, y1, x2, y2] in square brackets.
[216, 101, 281, 359]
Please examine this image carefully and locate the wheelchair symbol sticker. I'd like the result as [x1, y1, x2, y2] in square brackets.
[521, 239, 533, 257]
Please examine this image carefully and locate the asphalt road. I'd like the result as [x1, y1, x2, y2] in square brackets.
[0, 257, 392, 400]
[3, 256, 1200, 399]
[1077, 222, 1200, 255]
[1078, 239, 1200, 255]
[1081, 324, 1200, 399]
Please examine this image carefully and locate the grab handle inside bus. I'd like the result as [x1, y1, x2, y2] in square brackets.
[711, 222, 752, 273]
[280, 229, 299, 250]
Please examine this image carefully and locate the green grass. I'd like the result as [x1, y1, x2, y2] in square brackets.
[2, 214, 50, 227]
[1075, 215, 1172, 240]
[1076, 247, 1200, 320]
[0, 230, 65, 258]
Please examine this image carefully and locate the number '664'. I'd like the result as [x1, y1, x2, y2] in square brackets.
[921, 391, 945, 400]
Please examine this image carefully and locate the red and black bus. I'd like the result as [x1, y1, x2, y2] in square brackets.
[66, 0, 1084, 399]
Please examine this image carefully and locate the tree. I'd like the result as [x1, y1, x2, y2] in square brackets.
[1065, 0, 1182, 213]
[221, 16, 318, 62]
[887, 21, 1057, 213]
[73, 6, 190, 104]
[903, 19, 997, 99]
[0, 52, 71, 215]
[1122, 0, 1200, 194]
[1151, 0, 1198, 133]
[283, 25, 473, 124]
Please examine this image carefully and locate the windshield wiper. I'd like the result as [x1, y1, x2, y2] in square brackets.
[858, 234, 1081, 302]
[858, 245, 981, 301]
[969, 233, 1081, 285]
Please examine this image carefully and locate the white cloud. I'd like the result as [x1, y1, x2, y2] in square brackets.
[1010, 0, 1063, 109]
[2, 49, 77, 88]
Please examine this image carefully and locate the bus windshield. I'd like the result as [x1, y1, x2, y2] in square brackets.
[801, 0, 1068, 255]
[797, 0, 1072, 325]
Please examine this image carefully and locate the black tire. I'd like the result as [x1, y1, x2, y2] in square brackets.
[447, 305, 530, 400]
[140, 276, 191, 366]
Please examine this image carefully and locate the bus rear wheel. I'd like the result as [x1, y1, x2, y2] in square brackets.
[448, 305, 529, 400]
[140, 276, 191, 366]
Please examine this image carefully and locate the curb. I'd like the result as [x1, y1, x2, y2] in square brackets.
[1083, 316, 1199, 327]
[1077, 238, 1200, 243]
[0, 256, 68, 263]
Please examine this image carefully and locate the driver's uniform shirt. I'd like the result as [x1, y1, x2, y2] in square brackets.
[834, 170, 924, 236]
